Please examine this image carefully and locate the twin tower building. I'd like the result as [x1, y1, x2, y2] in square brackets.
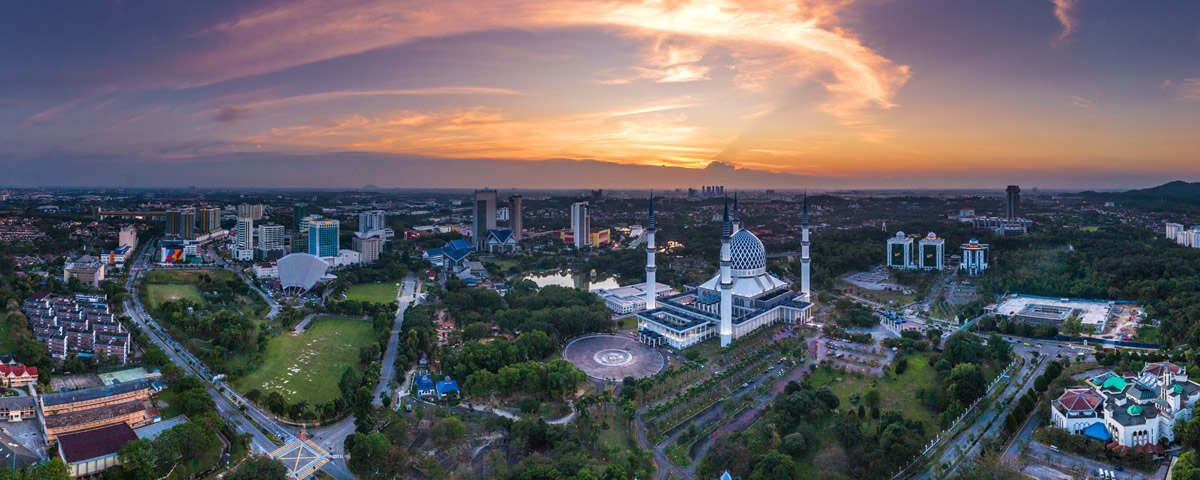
[636, 194, 814, 350]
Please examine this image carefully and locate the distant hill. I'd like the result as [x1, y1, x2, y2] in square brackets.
[1123, 181, 1200, 201]
[1115, 181, 1200, 212]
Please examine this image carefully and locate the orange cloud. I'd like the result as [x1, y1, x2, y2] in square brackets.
[184, 0, 908, 124]
[242, 100, 720, 166]
[1052, 0, 1080, 44]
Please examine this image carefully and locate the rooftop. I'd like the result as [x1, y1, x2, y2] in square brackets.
[57, 423, 138, 464]
[42, 378, 151, 407]
[44, 400, 146, 429]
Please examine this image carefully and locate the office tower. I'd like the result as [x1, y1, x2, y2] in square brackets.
[236, 203, 264, 220]
[886, 232, 914, 269]
[473, 189, 497, 249]
[508, 195, 523, 241]
[359, 210, 386, 233]
[308, 219, 340, 258]
[571, 202, 590, 249]
[290, 232, 309, 254]
[166, 208, 195, 239]
[918, 232, 945, 271]
[352, 234, 383, 264]
[233, 217, 254, 261]
[197, 207, 221, 233]
[1005, 185, 1021, 220]
[293, 203, 308, 232]
[257, 224, 285, 251]
[960, 239, 990, 275]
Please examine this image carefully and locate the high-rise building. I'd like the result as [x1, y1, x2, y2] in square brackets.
[197, 207, 221, 233]
[166, 208, 195, 239]
[236, 203, 264, 220]
[289, 231, 309, 254]
[1005, 185, 1021, 221]
[886, 231, 914, 269]
[359, 210, 386, 233]
[308, 219, 340, 258]
[960, 239, 989, 276]
[257, 224, 285, 252]
[472, 190, 497, 249]
[509, 195, 523, 241]
[571, 202, 590, 249]
[293, 204, 308, 232]
[233, 217, 254, 261]
[1166, 222, 1185, 241]
[352, 234, 383, 264]
[918, 232, 945, 271]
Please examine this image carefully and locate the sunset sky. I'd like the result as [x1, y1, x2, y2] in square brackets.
[3, 0, 1199, 189]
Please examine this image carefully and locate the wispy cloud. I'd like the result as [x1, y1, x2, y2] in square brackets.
[1051, 0, 1080, 44]
[1067, 95, 1093, 109]
[179, 0, 909, 124]
[1177, 78, 1200, 102]
[208, 86, 528, 122]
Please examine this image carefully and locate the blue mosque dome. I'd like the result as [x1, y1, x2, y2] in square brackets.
[729, 229, 767, 276]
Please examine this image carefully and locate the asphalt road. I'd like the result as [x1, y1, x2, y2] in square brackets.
[126, 240, 355, 479]
[373, 274, 419, 407]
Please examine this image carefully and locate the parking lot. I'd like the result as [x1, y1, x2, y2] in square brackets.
[1, 418, 48, 460]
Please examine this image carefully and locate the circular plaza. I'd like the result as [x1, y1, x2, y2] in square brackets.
[563, 334, 666, 381]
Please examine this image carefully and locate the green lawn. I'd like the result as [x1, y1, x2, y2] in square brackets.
[345, 282, 400, 304]
[233, 317, 376, 405]
[147, 284, 203, 309]
[806, 352, 937, 428]
[144, 269, 236, 284]
[0, 321, 15, 354]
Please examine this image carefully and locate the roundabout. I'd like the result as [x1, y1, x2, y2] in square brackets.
[564, 334, 666, 381]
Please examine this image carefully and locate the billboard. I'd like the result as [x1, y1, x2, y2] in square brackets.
[163, 248, 185, 263]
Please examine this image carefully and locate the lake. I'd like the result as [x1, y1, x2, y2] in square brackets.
[520, 270, 622, 291]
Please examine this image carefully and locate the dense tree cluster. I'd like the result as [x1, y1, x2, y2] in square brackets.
[698, 379, 928, 480]
[987, 224, 1200, 347]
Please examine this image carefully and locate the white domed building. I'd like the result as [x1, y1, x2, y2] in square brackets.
[635, 196, 814, 350]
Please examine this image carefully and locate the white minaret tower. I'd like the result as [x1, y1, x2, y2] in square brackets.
[801, 191, 811, 300]
[731, 192, 740, 232]
[719, 196, 734, 347]
[645, 192, 657, 311]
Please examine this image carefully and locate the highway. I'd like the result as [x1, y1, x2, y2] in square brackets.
[124, 240, 355, 479]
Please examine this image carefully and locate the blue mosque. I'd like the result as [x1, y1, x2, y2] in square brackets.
[636, 195, 815, 349]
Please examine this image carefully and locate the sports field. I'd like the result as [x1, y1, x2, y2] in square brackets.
[233, 316, 375, 405]
[144, 268, 236, 284]
[147, 284, 203, 309]
[345, 282, 400, 304]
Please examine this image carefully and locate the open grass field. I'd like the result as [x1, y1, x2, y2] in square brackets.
[345, 282, 400, 304]
[0, 321, 15, 354]
[807, 352, 937, 428]
[147, 284, 203, 309]
[144, 268, 236, 284]
[233, 316, 375, 405]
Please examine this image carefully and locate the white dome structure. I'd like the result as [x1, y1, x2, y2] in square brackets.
[729, 229, 767, 277]
[278, 253, 331, 293]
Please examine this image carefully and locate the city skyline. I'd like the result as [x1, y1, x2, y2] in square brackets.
[3, 0, 1200, 189]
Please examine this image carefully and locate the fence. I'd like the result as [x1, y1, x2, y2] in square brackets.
[888, 356, 1021, 480]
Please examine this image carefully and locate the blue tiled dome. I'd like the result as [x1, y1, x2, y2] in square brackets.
[729, 229, 766, 276]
